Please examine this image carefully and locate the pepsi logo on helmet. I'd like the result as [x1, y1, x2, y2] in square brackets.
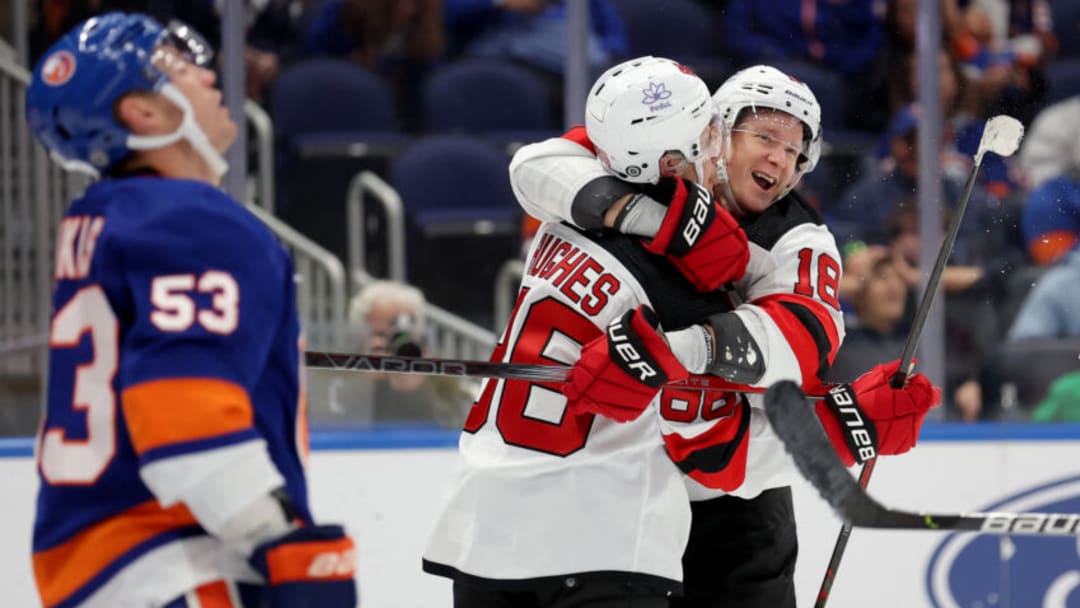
[41, 51, 76, 87]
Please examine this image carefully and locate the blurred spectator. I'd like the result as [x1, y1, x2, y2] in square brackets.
[303, 0, 443, 64]
[829, 250, 911, 383]
[830, 105, 1009, 275]
[303, 0, 443, 129]
[443, 0, 626, 122]
[1031, 370, 1080, 422]
[890, 208, 997, 422]
[851, 0, 965, 132]
[1016, 97, 1080, 266]
[444, 0, 626, 74]
[1010, 96, 1080, 265]
[1020, 95, 1080, 189]
[951, 0, 1053, 124]
[722, 0, 884, 80]
[1020, 175, 1080, 266]
[1001, 253, 1080, 422]
[30, 0, 304, 102]
[892, 49, 967, 130]
[30, 0, 213, 62]
[311, 281, 475, 428]
[831, 105, 1025, 421]
[1008, 247, 1080, 339]
[242, 0, 307, 101]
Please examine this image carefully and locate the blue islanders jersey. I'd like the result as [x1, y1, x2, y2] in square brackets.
[32, 177, 310, 608]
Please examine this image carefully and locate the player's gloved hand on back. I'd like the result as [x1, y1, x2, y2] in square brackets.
[815, 359, 942, 467]
[249, 524, 358, 607]
[638, 178, 749, 292]
[564, 305, 689, 423]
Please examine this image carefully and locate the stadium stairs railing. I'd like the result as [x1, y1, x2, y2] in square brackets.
[344, 170, 496, 359]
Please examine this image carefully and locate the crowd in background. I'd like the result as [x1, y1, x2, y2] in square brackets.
[21, 0, 1080, 426]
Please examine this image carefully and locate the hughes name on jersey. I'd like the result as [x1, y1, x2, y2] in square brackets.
[34, 177, 309, 608]
[423, 221, 698, 594]
[508, 129, 846, 502]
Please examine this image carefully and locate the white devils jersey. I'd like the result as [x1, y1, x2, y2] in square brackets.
[423, 221, 692, 590]
[509, 130, 846, 503]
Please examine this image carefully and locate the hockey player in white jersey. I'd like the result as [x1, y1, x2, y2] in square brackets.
[423, 57, 752, 608]
[503, 59, 942, 607]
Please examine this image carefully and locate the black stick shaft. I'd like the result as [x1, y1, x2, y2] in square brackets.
[819, 148, 988, 607]
[892, 155, 983, 388]
[814, 457, 876, 608]
[765, 380, 1080, 538]
[304, 350, 829, 397]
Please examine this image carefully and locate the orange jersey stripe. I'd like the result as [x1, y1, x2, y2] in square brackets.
[122, 378, 254, 456]
[194, 580, 238, 608]
[1029, 229, 1076, 266]
[34, 500, 199, 607]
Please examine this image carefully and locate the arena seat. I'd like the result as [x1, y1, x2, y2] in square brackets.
[270, 59, 409, 266]
[422, 59, 557, 146]
[391, 135, 522, 326]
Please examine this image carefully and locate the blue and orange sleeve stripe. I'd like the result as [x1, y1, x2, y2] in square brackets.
[121, 378, 258, 463]
[33, 500, 201, 608]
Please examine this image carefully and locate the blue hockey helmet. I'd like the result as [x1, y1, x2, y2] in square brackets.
[26, 12, 219, 177]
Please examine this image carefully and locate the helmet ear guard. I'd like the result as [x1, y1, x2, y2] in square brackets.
[586, 56, 717, 184]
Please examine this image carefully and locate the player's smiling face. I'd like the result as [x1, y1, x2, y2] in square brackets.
[152, 45, 237, 153]
[723, 108, 804, 216]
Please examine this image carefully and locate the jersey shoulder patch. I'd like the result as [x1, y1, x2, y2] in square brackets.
[741, 191, 825, 250]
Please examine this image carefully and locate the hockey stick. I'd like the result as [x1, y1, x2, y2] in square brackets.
[814, 115, 1025, 607]
[765, 380, 1080, 536]
[304, 350, 826, 397]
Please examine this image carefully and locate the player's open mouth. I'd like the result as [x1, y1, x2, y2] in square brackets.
[751, 171, 776, 191]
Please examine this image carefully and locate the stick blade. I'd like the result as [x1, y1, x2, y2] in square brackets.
[764, 381, 881, 526]
[980, 115, 1025, 157]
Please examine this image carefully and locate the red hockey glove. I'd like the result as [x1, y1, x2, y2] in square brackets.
[814, 359, 942, 467]
[564, 305, 690, 423]
[249, 524, 357, 607]
[640, 178, 749, 292]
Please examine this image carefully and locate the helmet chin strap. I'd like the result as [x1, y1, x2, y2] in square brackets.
[694, 156, 708, 187]
[713, 138, 742, 216]
[126, 83, 229, 179]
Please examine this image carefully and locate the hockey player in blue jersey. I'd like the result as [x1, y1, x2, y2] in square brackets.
[26, 13, 357, 608]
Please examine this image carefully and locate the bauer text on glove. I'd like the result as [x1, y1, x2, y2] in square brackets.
[814, 359, 941, 467]
[562, 305, 690, 423]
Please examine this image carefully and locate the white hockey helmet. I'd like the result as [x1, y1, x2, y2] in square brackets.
[586, 56, 717, 184]
[713, 65, 822, 197]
